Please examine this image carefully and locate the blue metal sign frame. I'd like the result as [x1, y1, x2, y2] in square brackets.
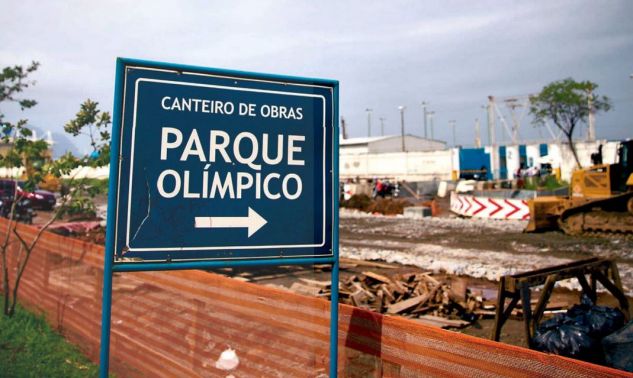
[99, 58, 339, 377]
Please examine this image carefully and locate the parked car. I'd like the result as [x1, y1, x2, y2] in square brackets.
[0, 190, 34, 224]
[18, 181, 57, 210]
[0, 182, 35, 224]
[0, 179, 56, 210]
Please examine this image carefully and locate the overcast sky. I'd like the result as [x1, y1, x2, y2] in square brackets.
[1, 0, 632, 155]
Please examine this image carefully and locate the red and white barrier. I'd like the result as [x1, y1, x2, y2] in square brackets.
[450, 192, 530, 220]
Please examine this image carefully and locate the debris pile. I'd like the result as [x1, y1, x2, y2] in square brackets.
[47, 221, 106, 244]
[291, 271, 486, 329]
[339, 195, 412, 215]
[231, 259, 580, 331]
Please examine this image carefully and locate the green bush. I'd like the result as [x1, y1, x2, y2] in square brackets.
[523, 175, 568, 191]
[542, 176, 567, 190]
[61, 178, 109, 195]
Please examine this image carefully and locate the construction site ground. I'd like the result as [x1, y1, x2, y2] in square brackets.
[31, 197, 633, 349]
[206, 259, 631, 349]
[338, 207, 633, 295]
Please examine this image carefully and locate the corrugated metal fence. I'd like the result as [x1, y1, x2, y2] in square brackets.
[2, 219, 628, 377]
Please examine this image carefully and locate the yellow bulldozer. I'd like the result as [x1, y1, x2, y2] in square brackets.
[526, 140, 633, 236]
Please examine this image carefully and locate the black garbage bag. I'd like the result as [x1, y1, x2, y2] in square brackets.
[533, 313, 600, 361]
[532, 295, 627, 364]
[567, 296, 625, 339]
[602, 321, 633, 372]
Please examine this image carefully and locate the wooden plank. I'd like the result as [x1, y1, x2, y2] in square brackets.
[413, 282, 425, 296]
[286, 282, 323, 297]
[531, 274, 558, 335]
[351, 282, 375, 301]
[411, 317, 445, 328]
[491, 279, 508, 341]
[575, 273, 596, 303]
[299, 278, 331, 289]
[417, 315, 470, 328]
[474, 309, 497, 318]
[345, 275, 358, 285]
[338, 289, 353, 298]
[520, 283, 533, 347]
[411, 305, 437, 314]
[512, 302, 575, 316]
[363, 271, 393, 285]
[449, 277, 467, 303]
[390, 280, 408, 295]
[591, 270, 630, 319]
[421, 273, 440, 285]
[387, 286, 438, 315]
[339, 263, 358, 270]
[380, 284, 395, 303]
[375, 290, 385, 313]
[387, 295, 427, 314]
[351, 290, 366, 307]
[340, 257, 396, 269]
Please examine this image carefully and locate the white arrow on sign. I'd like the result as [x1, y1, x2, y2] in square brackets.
[194, 207, 268, 238]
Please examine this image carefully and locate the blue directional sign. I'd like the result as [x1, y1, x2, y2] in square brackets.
[110, 59, 337, 262]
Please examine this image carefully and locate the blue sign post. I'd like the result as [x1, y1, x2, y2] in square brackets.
[100, 58, 339, 377]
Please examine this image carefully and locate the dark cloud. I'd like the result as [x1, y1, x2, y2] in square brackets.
[1, 0, 631, 154]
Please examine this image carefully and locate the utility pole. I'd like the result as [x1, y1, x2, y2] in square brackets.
[428, 111, 435, 140]
[340, 117, 348, 139]
[421, 101, 428, 138]
[365, 108, 373, 137]
[587, 90, 595, 142]
[487, 97, 496, 146]
[379, 117, 385, 136]
[503, 98, 524, 145]
[449, 120, 456, 147]
[398, 106, 406, 151]
[488, 96, 497, 179]
[474, 118, 481, 148]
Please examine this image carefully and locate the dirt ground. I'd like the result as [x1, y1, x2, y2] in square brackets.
[339, 206, 633, 295]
